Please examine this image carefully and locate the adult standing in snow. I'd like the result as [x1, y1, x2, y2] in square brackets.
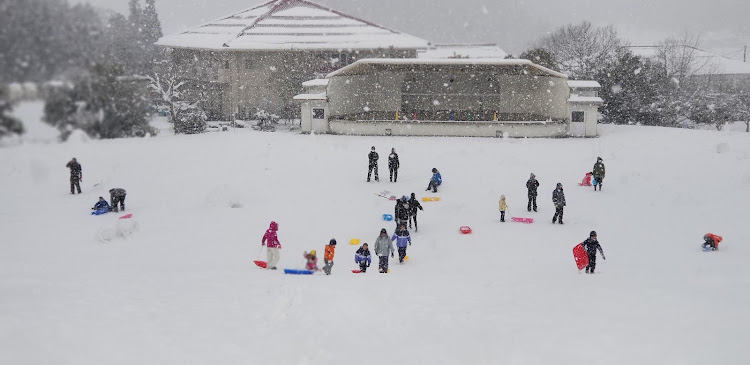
[109, 188, 127, 212]
[391, 223, 411, 263]
[388, 148, 400, 182]
[526, 173, 539, 212]
[66, 158, 82, 194]
[394, 196, 410, 229]
[407, 192, 424, 231]
[552, 183, 566, 224]
[367, 146, 379, 182]
[426, 168, 442, 193]
[592, 157, 605, 191]
[374, 228, 395, 273]
[261, 221, 282, 270]
[582, 231, 605, 273]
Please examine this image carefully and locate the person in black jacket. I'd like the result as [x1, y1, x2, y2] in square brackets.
[388, 148, 400, 182]
[66, 158, 82, 194]
[367, 146, 379, 182]
[582, 231, 605, 273]
[109, 188, 127, 212]
[526, 173, 539, 212]
[407, 192, 424, 231]
[552, 183, 565, 224]
[394, 196, 410, 229]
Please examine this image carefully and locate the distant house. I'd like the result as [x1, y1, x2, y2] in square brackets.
[417, 44, 508, 59]
[296, 58, 593, 138]
[156, 0, 430, 120]
[628, 45, 750, 95]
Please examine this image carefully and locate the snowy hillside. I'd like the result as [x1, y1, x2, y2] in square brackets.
[1, 106, 750, 365]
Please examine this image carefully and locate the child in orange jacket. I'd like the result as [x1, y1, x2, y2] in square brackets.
[323, 239, 336, 275]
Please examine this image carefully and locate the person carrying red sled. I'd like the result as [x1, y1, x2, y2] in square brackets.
[702, 233, 722, 251]
[582, 231, 605, 274]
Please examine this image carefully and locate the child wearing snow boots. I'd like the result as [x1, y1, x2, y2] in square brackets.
[702, 233, 722, 251]
[579, 172, 593, 186]
[391, 223, 412, 263]
[261, 221, 282, 270]
[498, 195, 507, 222]
[592, 157, 605, 191]
[91, 197, 111, 212]
[355, 243, 372, 273]
[374, 228, 395, 273]
[323, 239, 336, 275]
[582, 231, 605, 273]
[304, 250, 319, 271]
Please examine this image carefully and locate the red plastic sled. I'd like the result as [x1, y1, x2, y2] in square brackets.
[511, 217, 534, 224]
[119, 213, 132, 219]
[459, 226, 472, 234]
[573, 243, 589, 271]
[352, 269, 362, 273]
[253, 260, 267, 268]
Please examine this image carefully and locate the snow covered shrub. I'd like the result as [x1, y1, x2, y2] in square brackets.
[0, 85, 24, 138]
[173, 103, 207, 134]
[253, 110, 279, 132]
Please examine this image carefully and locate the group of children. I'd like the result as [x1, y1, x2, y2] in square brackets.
[260, 222, 414, 275]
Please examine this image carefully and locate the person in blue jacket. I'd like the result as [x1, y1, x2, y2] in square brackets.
[391, 223, 412, 263]
[91, 197, 111, 212]
[355, 243, 371, 273]
[425, 168, 442, 193]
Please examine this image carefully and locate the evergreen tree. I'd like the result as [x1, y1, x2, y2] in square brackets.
[519, 48, 559, 72]
[142, 0, 163, 45]
[0, 85, 24, 137]
[43, 64, 155, 140]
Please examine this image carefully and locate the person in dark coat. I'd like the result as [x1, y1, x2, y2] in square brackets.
[526, 173, 539, 212]
[552, 183, 566, 224]
[582, 231, 605, 273]
[388, 148, 400, 182]
[109, 188, 127, 212]
[367, 146, 379, 182]
[592, 157, 605, 191]
[407, 192, 424, 231]
[91, 197, 111, 211]
[394, 196, 410, 229]
[66, 158, 82, 194]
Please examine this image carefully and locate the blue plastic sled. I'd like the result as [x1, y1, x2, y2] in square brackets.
[284, 269, 314, 275]
[383, 214, 393, 221]
[91, 208, 110, 215]
[701, 245, 714, 252]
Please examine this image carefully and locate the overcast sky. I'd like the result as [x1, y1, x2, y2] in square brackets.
[75, 0, 749, 58]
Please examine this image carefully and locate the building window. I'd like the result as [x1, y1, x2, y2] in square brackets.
[223, 60, 230, 69]
[572, 111, 585, 123]
[312, 108, 325, 119]
[245, 58, 254, 69]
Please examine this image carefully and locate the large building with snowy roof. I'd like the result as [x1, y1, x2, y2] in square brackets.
[295, 58, 602, 138]
[156, 0, 430, 120]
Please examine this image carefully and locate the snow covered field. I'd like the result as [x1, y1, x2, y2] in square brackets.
[1, 103, 750, 364]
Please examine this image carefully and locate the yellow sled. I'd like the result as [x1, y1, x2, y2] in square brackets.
[349, 238, 360, 245]
[421, 196, 440, 202]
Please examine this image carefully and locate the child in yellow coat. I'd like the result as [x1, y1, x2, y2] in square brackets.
[499, 195, 507, 222]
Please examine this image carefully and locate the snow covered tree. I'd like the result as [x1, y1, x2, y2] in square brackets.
[596, 52, 671, 125]
[142, 0, 163, 46]
[689, 95, 732, 130]
[103, 0, 165, 76]
[518, 48, 559, 72]
[43, 64, 155, 140]
[0, 85, 24, 137]
[735, 92, 750, 132]
[147, 59, 185, 123]
[537, 21, 623, 79]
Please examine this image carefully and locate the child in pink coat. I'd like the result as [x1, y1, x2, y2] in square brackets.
[261, 221, 282, 270]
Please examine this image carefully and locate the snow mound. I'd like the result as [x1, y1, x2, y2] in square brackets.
[203, 184, 245, 209]
[66, 129, 91, 144]
[716, 142, 730, 154]
[96, 218, 140, 243]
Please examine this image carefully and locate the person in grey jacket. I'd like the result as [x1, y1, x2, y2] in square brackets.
[374, 228, 395, 273]
[109, 188, 127, 212]
[552, 183, 566, 224]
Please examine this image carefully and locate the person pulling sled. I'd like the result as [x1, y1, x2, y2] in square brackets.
[702, 233, 722, 251]
[582, 231, 605, 273]
[355, 243, 372, 273]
